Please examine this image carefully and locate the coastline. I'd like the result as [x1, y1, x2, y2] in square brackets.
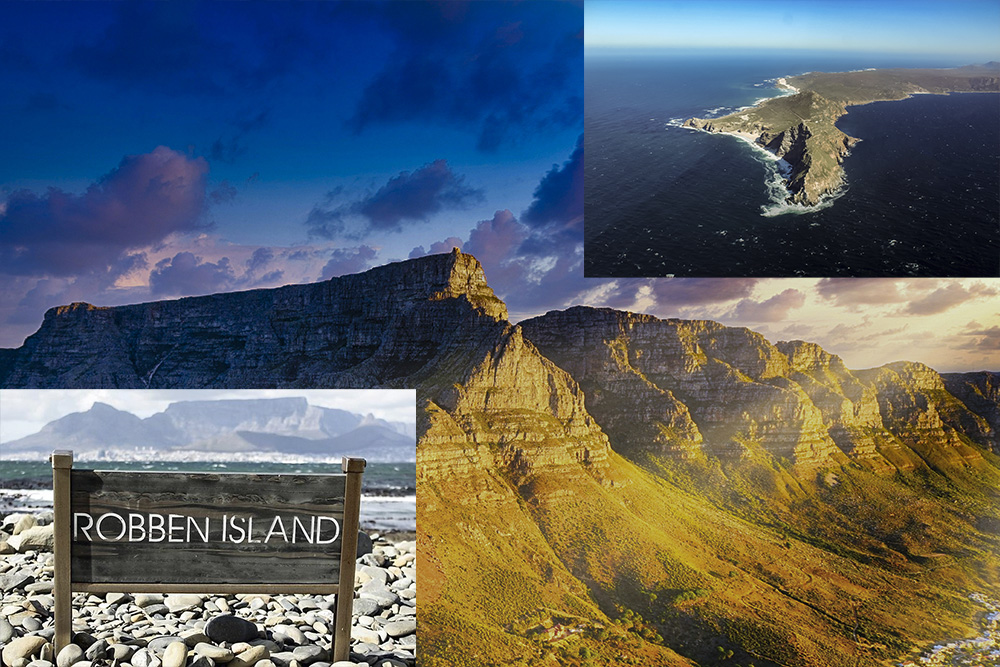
[682, 64, 1000, 209]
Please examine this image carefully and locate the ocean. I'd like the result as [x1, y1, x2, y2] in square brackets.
[0, 459, 416, 533]
[584, 49, 1000, 277]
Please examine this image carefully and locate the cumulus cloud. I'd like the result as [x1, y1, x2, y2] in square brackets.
[0, 146, 209, 277]
[344, 1, 582, 151]
[320, 246, 378, 280]
[307, 160, 483, 238]
[728, 289, 806, 322]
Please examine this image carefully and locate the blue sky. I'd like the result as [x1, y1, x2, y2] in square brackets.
[0, 0, 996, 372]
[586, 0, 1000, 60]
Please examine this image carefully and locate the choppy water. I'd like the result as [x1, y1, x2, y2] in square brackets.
[584, 50, 1000, 277]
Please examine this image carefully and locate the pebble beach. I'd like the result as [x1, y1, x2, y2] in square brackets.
[0, 512, 416, 667]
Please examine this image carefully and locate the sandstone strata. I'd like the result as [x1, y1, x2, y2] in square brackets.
[2, 252, 998, 667]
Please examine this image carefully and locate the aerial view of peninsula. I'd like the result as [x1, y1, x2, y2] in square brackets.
[585, 0, 1000, 277]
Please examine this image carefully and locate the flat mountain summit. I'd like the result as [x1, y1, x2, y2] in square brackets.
[1, 250, 998, 666]
[2, 397, 414, 461]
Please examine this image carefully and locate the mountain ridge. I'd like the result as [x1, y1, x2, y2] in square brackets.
[0, 251, 997, 666]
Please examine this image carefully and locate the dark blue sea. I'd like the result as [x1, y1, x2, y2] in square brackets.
[584, 50, 1000, 277]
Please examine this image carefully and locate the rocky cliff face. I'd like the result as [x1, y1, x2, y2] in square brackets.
[2, 253, 998, 667]
[684, 91, 857, 206]
[943, 371, 1000, 453]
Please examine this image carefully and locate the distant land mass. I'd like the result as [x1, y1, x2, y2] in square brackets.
[684, 63, 1000, 206]
[1, 397, 415, 462]
[1, 250, 998, 665]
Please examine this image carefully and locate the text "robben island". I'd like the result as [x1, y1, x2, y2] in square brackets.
[73, 512, 341, 545]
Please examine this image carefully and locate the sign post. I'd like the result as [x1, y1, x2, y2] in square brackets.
[50, 451, 366, 662]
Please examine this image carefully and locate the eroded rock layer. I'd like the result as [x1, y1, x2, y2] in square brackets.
[2, 252, 998, 667]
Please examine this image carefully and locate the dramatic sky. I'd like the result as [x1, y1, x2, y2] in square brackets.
[0, 1, 997, 374]
[0, 389, 415, 444]
[586, 0, 1000, 60]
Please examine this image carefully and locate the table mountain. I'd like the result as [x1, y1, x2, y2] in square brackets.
[1, 250, 997, 667]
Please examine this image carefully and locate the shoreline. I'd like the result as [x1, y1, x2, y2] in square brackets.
[682, 65, 999, 207]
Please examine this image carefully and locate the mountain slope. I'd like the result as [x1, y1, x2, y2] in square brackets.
[1, 252, 997, 666]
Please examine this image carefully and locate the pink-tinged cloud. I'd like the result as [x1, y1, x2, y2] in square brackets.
[0, 146, 209, 277]
[728, 289, 806, 322]
[960, 324, 1000, 351]
[320, 246, 378, 280]
[815, 278, 905, 307]
[902, 282, 999, 316]
[149, 252, 235, 297]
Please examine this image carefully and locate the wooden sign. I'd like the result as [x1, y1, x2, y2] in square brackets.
[51, 451, 365, 661]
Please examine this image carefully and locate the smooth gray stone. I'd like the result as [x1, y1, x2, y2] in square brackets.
[0, 617, 16, 643]
[26, 660, 54, 667]
[143, 604, 171, 618]
[56, 644, 84, 667]
[23, 616, 43, 632]
[2, 636, 48, 665]
[272, 625, 305, 646]
[1, 571, 34, 592]
[161, 642, 188, 667]
[84, 640, 109, 662]
[189, 656, 215, 667]
[205, 615, 259, 644]
[290, 647, 324, 666]
[193, 643, 234, 663]
[147, 637, 186, 657]
[24, 581, 54, 594]
[266, 653, 295, 667]
[350, 599, 379, 617]
[381, 620, 415, 638]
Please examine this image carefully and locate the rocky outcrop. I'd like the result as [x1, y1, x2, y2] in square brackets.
[684, 65, 1000, 208]
[943, 371, 1000, 453]
[1, 248, 508, 389]
[521, 307, 844, 469]
[685, 91, 857, 206]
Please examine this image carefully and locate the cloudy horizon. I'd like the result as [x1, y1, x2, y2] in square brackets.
[1, 1, 996, 374]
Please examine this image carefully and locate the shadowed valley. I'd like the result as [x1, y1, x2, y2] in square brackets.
[2, 251, 998, 666]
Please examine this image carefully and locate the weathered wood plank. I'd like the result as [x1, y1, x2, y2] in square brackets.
[69, 470, 348, 585]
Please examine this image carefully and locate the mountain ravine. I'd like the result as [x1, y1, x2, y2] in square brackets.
[2, 250, 998, 667]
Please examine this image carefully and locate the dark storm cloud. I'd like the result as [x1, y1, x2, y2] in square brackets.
[149, 252, 235, 297]
[69, 2, 329, 95]
[345, 1, 582, 151]
[519, 134, 583, 254]
[0, 147, 210, 277]
[320, 246, 378, 280]
[307, 160, 483, 238]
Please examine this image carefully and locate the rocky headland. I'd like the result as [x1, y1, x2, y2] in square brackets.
[2, 251, 999, 666]
[684, 63, 1000, 206]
